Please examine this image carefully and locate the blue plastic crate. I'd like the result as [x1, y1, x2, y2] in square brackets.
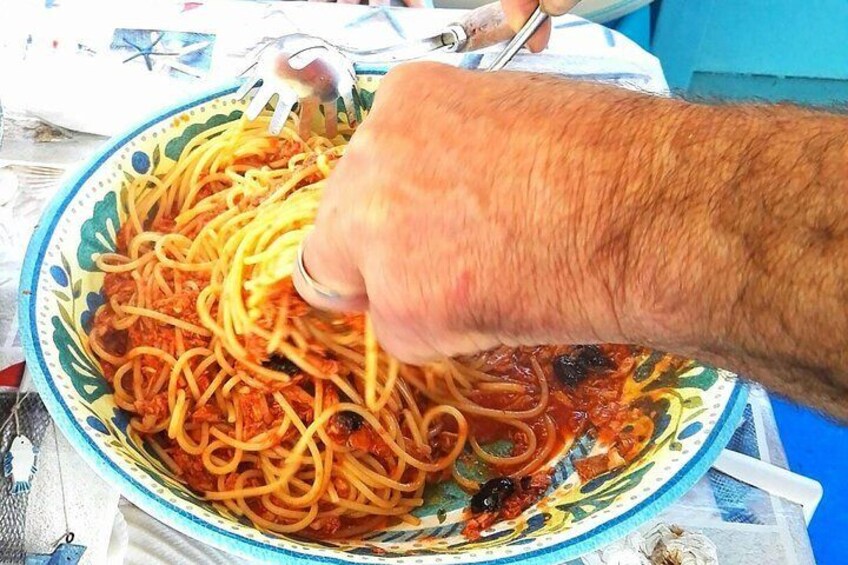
[652, 0, 848, 106]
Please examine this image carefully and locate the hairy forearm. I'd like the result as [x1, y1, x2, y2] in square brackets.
[597, 93, 848, 419]
[442, 73, 848, 418]
[305, 63, 848, 419]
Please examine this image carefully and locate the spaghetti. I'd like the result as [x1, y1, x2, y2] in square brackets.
[88, 110, 653, 539]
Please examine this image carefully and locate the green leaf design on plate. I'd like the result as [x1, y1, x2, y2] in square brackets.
[53, 290, 70, 303]
[118, 183, 130, 222]
[415, 439, 512, 518]
[60, 254, 72, 279]
[165, 111, 242, 161]
[151, 144, 161, 173]
[678, 366, 719, 391]
[341, 88, 376, 125]
[453, 439, 512, 484]
[558, 462, 655, 521]
[77, 191, 119, 272]
[476, 439, 512, 458]
[57, 303, 73, 328]
[641, 359, 696, 393]
[683, 406, 708, 424]
[51, 316, 110, 402]
[414, 480, 467, 518]
[682, 395, 703, 409]
[356, 88, 376, 111]
[72, 279, 82, 299]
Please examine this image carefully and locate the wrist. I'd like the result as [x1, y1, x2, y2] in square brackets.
[615, 100, 760, 355]
[487, 81, 660, 347]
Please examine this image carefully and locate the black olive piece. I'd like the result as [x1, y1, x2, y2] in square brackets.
[574, 345, 611, 369]
[552, 345, 612, 388]
[469, 477, 516, 514]
[552, 354, 586, 388]
[264, 354, 300, 376]
[335, 411, 365, 432]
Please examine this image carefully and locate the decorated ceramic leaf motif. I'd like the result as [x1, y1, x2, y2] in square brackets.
[164, 110, 242, 161]
[51, 316, 110, 402]
[77, 191, 120, 272]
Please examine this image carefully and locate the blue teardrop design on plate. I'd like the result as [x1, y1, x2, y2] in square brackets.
[81, 291, 106, 332]
[49, 266, 68, 287]
[86, 416, 108, 435]
[111, 408, 131, 435]
[678, 421, 703, 440]
[80, 312, 94, 333]
[131, 151, 150, 174]
[85, 291, 105, 313]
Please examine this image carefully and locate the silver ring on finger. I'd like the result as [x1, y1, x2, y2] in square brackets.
[292, 235, 367, 311]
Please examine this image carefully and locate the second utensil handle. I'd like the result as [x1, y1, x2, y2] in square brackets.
[452, 0, 584, 54]
[453, 2, 515, 53]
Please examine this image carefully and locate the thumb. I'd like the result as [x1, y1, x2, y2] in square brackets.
[500, 0, 552, 53]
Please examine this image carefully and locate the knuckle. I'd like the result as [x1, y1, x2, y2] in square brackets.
[376, 62, 453, 105]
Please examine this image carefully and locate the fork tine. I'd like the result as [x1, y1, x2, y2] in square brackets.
[269, 91, 298, 136]
[298, 98, 319, 140]
[323, 102, 338, 139]
[340, 90, 357, 128]
[236, 74, 262, 101]
[245, 85, 275, 121]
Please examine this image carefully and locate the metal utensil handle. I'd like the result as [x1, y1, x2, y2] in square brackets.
[485, 0, 582, 71]
[486, 7, 548, 71]
[449, 2, 514, 53]
[449, 0, 583, 56]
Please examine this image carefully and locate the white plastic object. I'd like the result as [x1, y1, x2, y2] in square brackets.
[712, 449, 823, 524]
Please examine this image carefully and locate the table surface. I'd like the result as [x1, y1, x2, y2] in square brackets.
[0, 2, 817, 563]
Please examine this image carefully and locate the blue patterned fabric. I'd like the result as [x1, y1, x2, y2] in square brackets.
[708, 404, 774, 525]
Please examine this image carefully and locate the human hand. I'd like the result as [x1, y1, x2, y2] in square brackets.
[296, 62, 848, 423]
[304, 0, 552, 50]
[295, 63, 642, 363]
[501, 0, 551, 52]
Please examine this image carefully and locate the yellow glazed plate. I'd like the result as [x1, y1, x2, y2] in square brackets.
[20, 71, 747, 564]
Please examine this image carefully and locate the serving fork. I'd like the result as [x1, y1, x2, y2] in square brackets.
[237, 1, 582, 135]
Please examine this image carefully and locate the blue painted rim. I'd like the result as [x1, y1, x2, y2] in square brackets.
[19, 80, 749, 565]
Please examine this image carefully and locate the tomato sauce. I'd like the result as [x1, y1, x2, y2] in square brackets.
[459, 344, 652, 539]
[90, 135, 653, 539]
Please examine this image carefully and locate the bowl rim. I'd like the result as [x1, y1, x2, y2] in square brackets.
[19, 81, 749, 565]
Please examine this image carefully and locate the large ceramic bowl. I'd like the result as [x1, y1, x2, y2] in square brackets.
[20, 70, 747, 564]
